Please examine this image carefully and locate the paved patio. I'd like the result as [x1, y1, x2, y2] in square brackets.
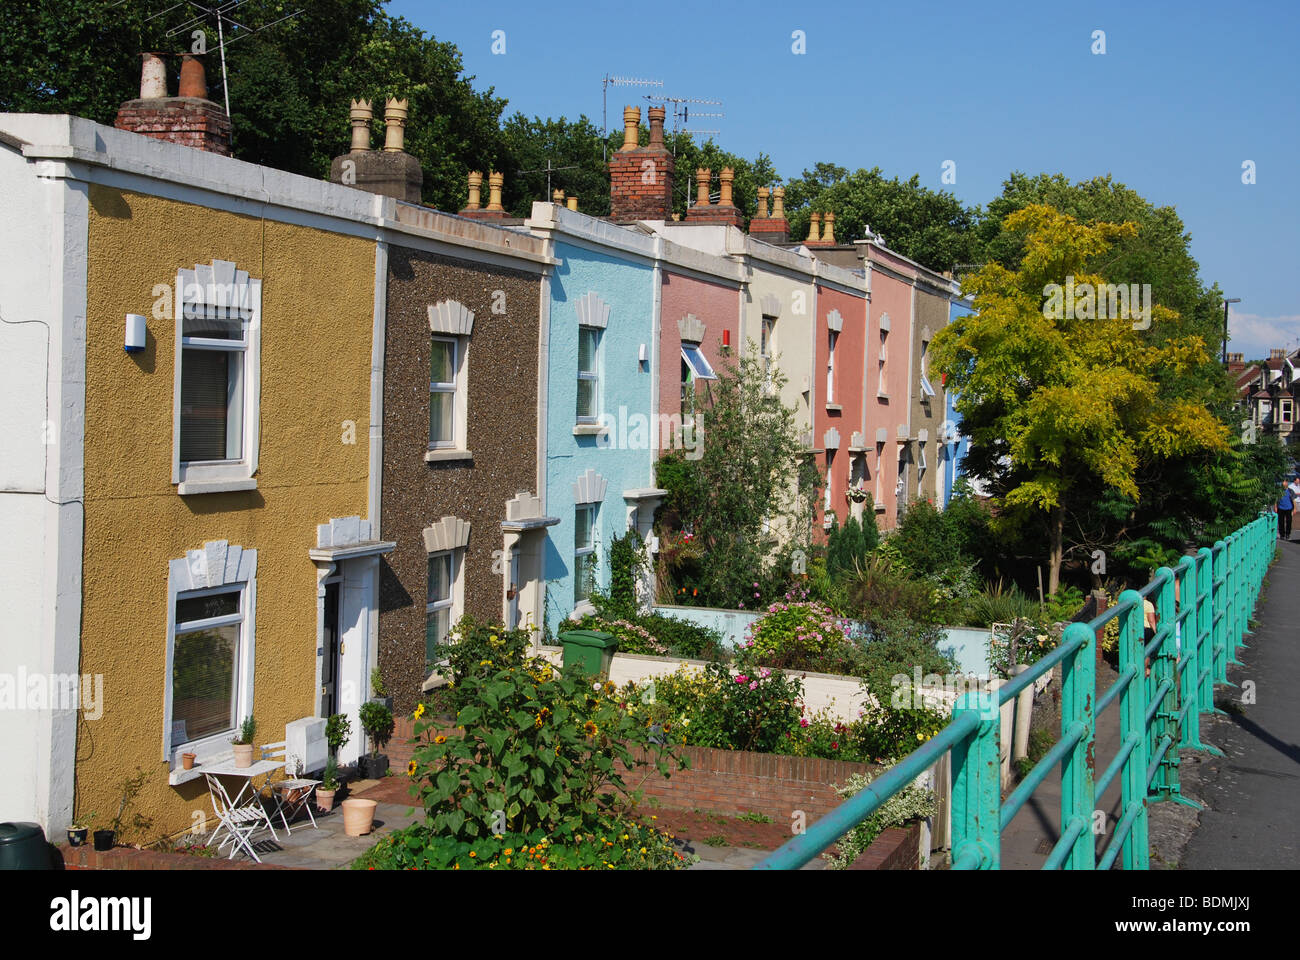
[210, 789, 422, 869]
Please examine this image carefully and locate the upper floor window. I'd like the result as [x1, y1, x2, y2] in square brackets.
[578, 325, 601, 422]
[173, 260, 261, 494]
[426, 300, 474, 459]
[920, 339, 935, 398]
[827, 330, 838, 402]
[429, 336, 459, 447]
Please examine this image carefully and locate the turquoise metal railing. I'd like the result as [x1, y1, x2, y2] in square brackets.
[755, 512, 1274, 870]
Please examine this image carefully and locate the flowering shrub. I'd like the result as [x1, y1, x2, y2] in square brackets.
[354, 814, 692, 870]
[822, 767, 936, 869]
[408, 628, 685, 850]
[745, 596, 848, 668]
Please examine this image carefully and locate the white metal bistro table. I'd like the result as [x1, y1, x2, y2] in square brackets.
[200, 756, 283, 855]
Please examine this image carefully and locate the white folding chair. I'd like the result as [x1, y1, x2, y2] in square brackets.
[204, 773, 277, 862]
[260, 741, 321, 835]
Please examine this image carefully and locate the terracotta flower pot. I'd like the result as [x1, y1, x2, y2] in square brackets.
[232, 744, 253, 768]
[181, 752, 196, 770]
[341, 798, 377, 836]
[316, 788, 336, 813]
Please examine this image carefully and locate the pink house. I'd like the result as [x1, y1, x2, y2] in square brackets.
[657, 265, 740, 445]
[864, 243, 917, 532]
[813, 283, 870, 536]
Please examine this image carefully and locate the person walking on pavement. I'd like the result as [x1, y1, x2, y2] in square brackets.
[1277, 480, 1294, 540]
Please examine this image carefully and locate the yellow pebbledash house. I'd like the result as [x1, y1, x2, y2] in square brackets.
[0, 85, 395, 841]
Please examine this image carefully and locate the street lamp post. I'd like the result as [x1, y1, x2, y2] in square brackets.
[1222, 297, 1241, 364]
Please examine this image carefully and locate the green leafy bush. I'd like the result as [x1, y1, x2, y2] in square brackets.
[408, 646, 684, 845]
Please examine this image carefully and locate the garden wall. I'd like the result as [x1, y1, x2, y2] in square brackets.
[56, 843, 291, 870]
[649, 603, 761, 647]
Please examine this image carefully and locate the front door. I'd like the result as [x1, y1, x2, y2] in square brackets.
[320, 580, 342, 718]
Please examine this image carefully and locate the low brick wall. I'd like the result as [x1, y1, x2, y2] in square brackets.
[57, 844, 291, 870]
[845, 821, 921, 870]
[617, 743, 879, 824]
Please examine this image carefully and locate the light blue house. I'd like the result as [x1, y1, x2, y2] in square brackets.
[523, 204, 664, 636]
[940, 294, 975, 507]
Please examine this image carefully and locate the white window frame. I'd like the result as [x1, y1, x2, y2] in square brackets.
[827, 330, 838, 403]
[577, 325, 601, 423]
[172, 261, 262, 495]
[681, 343, 717, 381]
[920, 341, 936, 398]
[761, 317, 776, 385]
[574, 503, 599, 605]
[163, 543, 257, 768]
[429, 335, 467, 451]
[425, 549, 463, 660]
[1283, 398, 1294, 424]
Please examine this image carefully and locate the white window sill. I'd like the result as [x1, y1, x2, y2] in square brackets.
[177, 478, 258, 496]
[424, 448, 474, 463]
[877, 392, 890, 400]
[573, 423, 604, 436]
[825, 403, 842, 413]
[167, 741, 236, 786]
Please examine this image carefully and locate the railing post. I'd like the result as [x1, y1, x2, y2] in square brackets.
[1115, 589, 1150, 868]
[1189, 547, 1224, 753]
[1150, 570, 1180, 805]
[1059, 621, 1095, 869]
[1229, 532, 1247, 662]
[950, 690, 1000, 870]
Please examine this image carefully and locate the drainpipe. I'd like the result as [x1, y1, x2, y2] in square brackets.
[650, 235, 663, 476]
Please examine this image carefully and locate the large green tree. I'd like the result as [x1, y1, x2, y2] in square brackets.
[932, 204, 1230, 593]
[780, 162, 983, 271]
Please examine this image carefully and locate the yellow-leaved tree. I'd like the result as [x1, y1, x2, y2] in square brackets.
[931, 204, 1229, 593]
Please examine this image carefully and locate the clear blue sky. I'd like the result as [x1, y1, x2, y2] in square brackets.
[389, 0, 1299, 357]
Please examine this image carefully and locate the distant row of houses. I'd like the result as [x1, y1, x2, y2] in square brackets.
[0, 59, 972, 839]
[1231, 350, 1300, 448]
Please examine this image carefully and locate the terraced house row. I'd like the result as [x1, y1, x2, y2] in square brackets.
[0, 61, 971, 840]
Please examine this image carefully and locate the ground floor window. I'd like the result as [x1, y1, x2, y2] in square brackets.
[574, 504, 598, 604]
[426, 550, 457, 660]
[171, 587, 244, 746]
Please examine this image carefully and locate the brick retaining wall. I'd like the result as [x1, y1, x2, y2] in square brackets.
[57, 843, 291, 870]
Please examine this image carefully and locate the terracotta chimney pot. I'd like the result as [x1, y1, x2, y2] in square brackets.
[648, 106, 666, 149]
[695, 168, 711, 206]
[823, 211, 836, 244]
[383, 97, 409, 152]
[756, 187, 770, 219]
[466, 171, 483, 210]
[178, 54, 207, 99]
[772, 186, 786, 219]
[719, 167, 735, 207]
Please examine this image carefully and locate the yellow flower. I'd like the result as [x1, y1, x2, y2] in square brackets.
[504, 848, 513, 856]
[413, 703, 426, 720]
[407, 760, 417, 776]
[434, 735, 448, 744]
[469, 851, 477, 858]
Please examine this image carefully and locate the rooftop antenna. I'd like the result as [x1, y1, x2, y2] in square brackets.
[149, 0, 304, 123]
[518, 158, 580, 202]
[644, 94, 724, 157]
[602, 73, 662, 162]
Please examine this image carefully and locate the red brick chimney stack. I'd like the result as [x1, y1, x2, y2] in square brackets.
[608, 105, 676, 221]
[115, 53, 231, 155]
[748, 184, 790, 243]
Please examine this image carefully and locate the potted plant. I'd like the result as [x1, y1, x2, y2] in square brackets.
[324, 712, 351, 761]
[181, 751, 197, 770]
[67, 812, 93, 847]
[95, 767, 153, 851]
[358, 700, 394, 780]
[369, 666, 392, 713]
[231, 715, 256, 768]
[316, 756, 340, 812]
[847, 480, 870, 504]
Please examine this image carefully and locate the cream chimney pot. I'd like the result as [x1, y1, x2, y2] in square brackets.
[807, 212, 821, 243]
[621, 106, 641, 152]
[822, 211, 836, 244]
[772, 186, 786, 219]
[552, 189, 565, 202]
[383, 97, 409, 152]
[566, 196, 578, 212]
[486, 171, 505, 211]
[140, 53, 167, 99]
[349, 99, 373, 152]
[756, 187, 770, 219]
[466, 171, 483, 210]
